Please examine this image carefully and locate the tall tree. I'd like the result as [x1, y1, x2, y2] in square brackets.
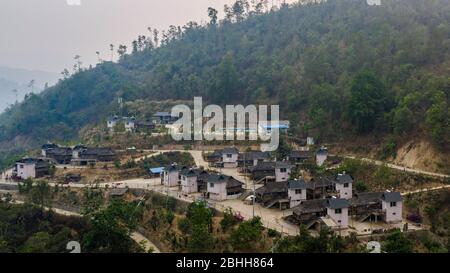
[348, 71, 386, 133]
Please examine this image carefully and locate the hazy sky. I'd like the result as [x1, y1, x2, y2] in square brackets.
[0, 0, 293, 73]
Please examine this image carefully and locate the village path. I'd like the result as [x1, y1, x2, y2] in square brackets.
[341, 155, 449, 179]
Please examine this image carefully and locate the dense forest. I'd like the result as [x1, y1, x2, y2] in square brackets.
[0, 0, 449, 169]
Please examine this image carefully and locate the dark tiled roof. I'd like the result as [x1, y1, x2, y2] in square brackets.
[81, 148, 115, 156]
[239, 151, 271, 160]
[255, 181, 288, 195]
[309, 177, 334, 189]
[164, 164, 186, 172]
[222, 147, 239, 154]
[180, 168, 205, 177]
[275, 161, 291, 169]
[207, 174, 243, 188]
[350, 192, 384, 206]
[316, 148, 328, 155]
[42, 143, 59, 150]
[381, 192, 402, 202]
[325, 198, 349, 209]
[293, 199, 326, 214]
[249, 162, 276, 172]
[46, 147, 72, 156]
[288, 179, 308, 189]
[335, 173, 353, 184]
[73, 145, 87, 151]
[107, 116, 119, 122]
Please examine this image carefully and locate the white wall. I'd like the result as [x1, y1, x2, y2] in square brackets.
[288, 188, 307, 208]
[275, 167, 291, 182]
[327, 207, 349, 228]
[316, 154, 327, 166]
[163, 170, 179, 187]
[107, 120, 116, 128]
[382, 200, 402, 223]
[222, 154, 238, 163]
[336, 183, 352, 199]
[181, 175, 198, 194]
[125, 121, 135, 132]
[16, 163, 35, 179]
[207, 182, 227, 201]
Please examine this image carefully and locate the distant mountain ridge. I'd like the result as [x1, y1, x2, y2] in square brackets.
[0, 66, 59, 113]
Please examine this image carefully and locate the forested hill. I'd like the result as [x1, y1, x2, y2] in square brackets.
[0, 0, 449, 166]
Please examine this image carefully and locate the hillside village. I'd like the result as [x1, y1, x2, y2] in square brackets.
[0, 0, 449, 254]
[2, 108, 447, 244]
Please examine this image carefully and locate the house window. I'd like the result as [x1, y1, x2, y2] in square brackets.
[390, 202, 397, 207]
[295, 189, 302, 194]
[227, 154, 233, 158]
[344, 183, 349, 188]
[209, 183, 214, 188]
[20, 165, 24, 169]
[280, 168, 287, 173]
[335, 208, 342, 214]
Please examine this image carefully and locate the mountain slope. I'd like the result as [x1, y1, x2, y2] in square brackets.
[0, 0, 449, 168]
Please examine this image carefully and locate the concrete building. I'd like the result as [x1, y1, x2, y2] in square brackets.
[180, 168, 208, 194]
[275, 162, 291, 182]
[334, 173, 353, 199]
[238, 151, 271, 167]
[381, 191, 403, 223]
[206, 174, 244, 201]
[162, 164, 183, 187]
[325, 198, 349, 229]
[221, 147, 239, 168]
[287, 150, 311, 165]
[316, 147, 328, 166]
[123, 117, 136, 132]
[288, 179, 308, 208]
[14, 158, 50, 179]
[107, 115, 119, 130]
[153, 112, 178, 125]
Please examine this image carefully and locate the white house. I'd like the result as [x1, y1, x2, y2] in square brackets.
[275, 162, 291, 182]
[316, 147, 328, 166]
[41, 143, 59, 157]
[162, 164, 182, 187]
[14, 158, 50, 179]
[72, 145, 87, 159]
[221, 147, 239, 168]
[239, 151, 271, 167]
[180, 168, 208, 194]
[206, 174, 244, 201]
[288, 179, 307, 208]
[381, 191, 402, 223]
[325, 198, 349, 229]
[123, 117, 136, 132]
[334, 173, 353, 199]
[306, 137, 315, 146]
[107, 115, 119, 130]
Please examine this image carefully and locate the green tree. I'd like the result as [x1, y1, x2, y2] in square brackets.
[230, 217, 263, 250]
[383, 229, 413, 253]
[425, 92, 449, 147]
[187, 224, 213, 253]
[207, 7, 218, 25]
[348, 71, 386, 133]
